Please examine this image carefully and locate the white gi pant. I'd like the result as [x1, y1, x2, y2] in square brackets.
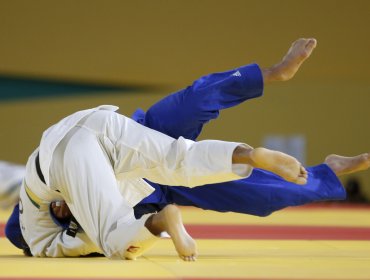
[48, 110, 251, 259]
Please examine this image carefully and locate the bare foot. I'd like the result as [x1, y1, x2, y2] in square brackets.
[249, 147, 308, 185]
[263, 38, 317, 82]
[147, 205, 198, 261]
[325, 153, 370, 176]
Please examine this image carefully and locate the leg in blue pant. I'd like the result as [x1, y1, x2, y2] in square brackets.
[133, 63, 263, 140]
[133, 60, 346, 218]
[137, 165, 345, 218]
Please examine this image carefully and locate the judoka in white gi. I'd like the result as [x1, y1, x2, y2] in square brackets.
[4, 38, 370, 261]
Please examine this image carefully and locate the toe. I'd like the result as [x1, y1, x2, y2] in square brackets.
[295, 176, 307, 185]
[306, 38, 317, 50]
[300, 166, 308, 177]
[181, 255, 193, 261]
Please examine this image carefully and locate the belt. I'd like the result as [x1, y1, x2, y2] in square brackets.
[23, 153, 46, 209]
[35, 153, 46, 184]
[24, 182, 42, 209]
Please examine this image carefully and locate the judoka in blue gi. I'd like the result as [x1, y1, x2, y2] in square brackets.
[127, 38, 367, 218]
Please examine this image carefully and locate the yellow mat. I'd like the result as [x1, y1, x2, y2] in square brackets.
[1, 205, 370, 280]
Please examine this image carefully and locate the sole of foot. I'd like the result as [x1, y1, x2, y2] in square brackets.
[250, 147, 308, 185]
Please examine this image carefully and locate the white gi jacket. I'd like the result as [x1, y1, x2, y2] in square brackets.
[19, 105, 252, 259]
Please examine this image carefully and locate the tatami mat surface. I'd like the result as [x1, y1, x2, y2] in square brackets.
[1, 204, 370, 280]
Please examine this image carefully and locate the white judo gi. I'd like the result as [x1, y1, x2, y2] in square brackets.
[19, 105, 252, 259]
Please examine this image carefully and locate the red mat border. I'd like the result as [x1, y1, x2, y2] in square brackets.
[2, 223, 370, 240]
[186, 224, 370, 240]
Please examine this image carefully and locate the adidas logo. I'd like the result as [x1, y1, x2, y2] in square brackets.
[232, 71, 241, 77]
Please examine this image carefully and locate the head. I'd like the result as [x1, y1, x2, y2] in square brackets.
[5, 201, 74, 256]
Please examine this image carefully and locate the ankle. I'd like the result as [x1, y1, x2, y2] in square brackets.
[145, 214, 164, 236]
[232, 145, 255, 166]
[262, 65, 285, 83]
